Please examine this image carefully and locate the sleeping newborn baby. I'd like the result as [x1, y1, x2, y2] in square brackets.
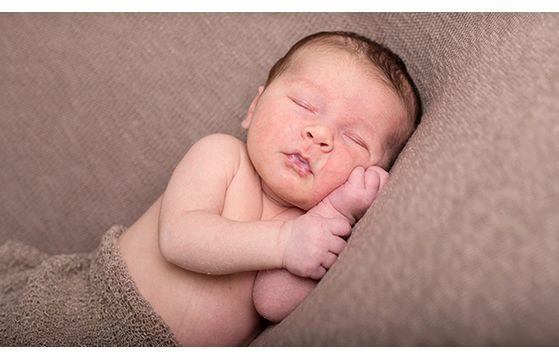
[118, 31, 421, 345]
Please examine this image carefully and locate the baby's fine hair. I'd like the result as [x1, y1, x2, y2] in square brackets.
[265, 31, 422, 169]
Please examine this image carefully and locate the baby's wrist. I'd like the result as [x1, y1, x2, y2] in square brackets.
[276, 220, 291, 269]
[309, 198, 355, 225]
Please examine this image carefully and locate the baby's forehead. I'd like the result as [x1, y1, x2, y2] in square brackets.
[286, 44, 387, 84]
[282, 57, 393, 101]
[290, 43, 362, 67]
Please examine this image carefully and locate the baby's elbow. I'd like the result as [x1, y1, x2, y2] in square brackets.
[158, 230, 171, 261]
[158, 223, 178, 263]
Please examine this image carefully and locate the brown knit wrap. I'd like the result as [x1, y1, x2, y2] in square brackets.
[0, 225, 178, 346]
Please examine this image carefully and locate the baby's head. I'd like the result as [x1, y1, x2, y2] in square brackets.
[242, 31, 421, 210]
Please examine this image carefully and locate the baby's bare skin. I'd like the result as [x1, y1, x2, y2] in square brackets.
[119, 136, 279, 346]
[119, 43, 402, 345]
[252, 166, 388, 321]
[119, 136, 387, 345]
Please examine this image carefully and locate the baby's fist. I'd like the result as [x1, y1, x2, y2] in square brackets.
[279, 213, 351, 280]
[326, 166, 389, 223]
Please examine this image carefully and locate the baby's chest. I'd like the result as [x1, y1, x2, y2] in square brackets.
[221, 157, 263, 222]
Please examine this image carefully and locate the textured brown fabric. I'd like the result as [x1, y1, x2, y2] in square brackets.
[253, 13, 559, 346]
[1, 13, 558, 346]
[0, 225, 177, 346]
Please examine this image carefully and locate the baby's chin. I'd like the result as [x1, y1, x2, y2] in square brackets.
[264, 184, 322, 211]
[259, 170, 328, 211]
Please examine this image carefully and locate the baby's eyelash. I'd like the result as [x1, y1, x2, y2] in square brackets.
[346, 133, 368, 150]
[290, 98, 316, 113]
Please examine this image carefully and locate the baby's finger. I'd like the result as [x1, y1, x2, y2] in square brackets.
[364, 167, 381, 193]
[329, 218, 352, 237]
[348, 166, 365, 187]
[366, 166, 390, 191]
[310, 266, 327, 280]
[321, 252, 338, 269]
[329, 236, 347, 255]
[369, 166, 390, 190]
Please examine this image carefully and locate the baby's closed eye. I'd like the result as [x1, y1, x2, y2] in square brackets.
[289, 97, 317, 114]
[344, 132, 368, 150]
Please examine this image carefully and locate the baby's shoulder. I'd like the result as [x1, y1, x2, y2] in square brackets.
[190, 132, 245, 165]
[194, 133, 245, 151]
[199, 135, 260, 220]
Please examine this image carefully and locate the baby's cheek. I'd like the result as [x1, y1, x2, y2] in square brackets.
[312, 152, 354, 197]
[314, 170, 349, 199]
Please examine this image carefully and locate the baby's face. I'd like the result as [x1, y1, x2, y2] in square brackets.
[242, 45, 406, 210]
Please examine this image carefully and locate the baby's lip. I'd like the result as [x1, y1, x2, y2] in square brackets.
[285, 152, 313, 176]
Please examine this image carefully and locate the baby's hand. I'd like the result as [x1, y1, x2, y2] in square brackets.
[279, 213, 352, 280]
[324, 166, 389, 224]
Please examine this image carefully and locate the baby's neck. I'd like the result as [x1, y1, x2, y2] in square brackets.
[260, 191, 304, 221]
[258, 181, 303, 220]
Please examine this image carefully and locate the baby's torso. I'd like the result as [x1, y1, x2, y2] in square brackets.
[118, 142, 302, 346]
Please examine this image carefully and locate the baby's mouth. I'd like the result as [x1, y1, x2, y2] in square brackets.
[285, 153, 312, 176]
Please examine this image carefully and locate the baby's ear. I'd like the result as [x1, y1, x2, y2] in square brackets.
[241, 86, 265, 129]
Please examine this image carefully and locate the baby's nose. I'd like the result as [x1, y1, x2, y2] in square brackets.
[303, 125, 333, 152]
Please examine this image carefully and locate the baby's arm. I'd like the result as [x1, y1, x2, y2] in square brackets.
[159, 134, 348, 277]
[158, 134, 284, 274]
[252, 166, 389, 322]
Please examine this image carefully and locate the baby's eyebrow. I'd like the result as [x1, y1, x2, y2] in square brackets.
[349, 116, 378, 142]
[286, 78, 323, 91]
